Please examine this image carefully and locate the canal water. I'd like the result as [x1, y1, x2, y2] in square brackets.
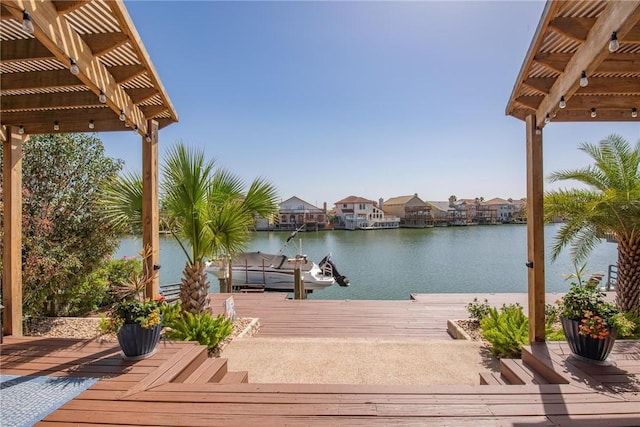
[115, 224, 618, 300]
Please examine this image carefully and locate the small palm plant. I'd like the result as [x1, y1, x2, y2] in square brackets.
[544, 134, 640, 314]
[103, 142, 279, 315]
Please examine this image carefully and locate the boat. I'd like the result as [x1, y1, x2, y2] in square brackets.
[204, 228, 349, 292]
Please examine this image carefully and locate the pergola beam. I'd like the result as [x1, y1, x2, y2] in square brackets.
[0, 38, 54, 62]
[0, 69, 84, 91]
[4, 0, 148, 134]
[534, 1, 640, 127]
[548, 17, 596, 42]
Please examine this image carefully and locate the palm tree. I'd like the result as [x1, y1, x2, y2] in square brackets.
[103, 142, 279, 314]
[544, 134, 640, 314]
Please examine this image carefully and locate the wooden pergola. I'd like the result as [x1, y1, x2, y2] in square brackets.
[1, 0, 178, 337]
[506, 0, 640, 342]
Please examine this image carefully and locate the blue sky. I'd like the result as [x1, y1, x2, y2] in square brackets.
[100, 1, 639, 208]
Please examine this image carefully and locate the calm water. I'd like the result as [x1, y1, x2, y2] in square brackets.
[115, 224, 618, 300]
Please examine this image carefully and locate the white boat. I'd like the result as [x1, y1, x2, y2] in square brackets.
[205, 228, 349, 292]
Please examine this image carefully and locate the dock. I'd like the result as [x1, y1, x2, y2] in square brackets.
[1, 292, 638, 426]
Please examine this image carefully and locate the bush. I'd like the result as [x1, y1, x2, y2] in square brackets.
[163, 306, 233, 352]
[466, 298, 491, 320]
[0, 133, 123, 317]
[480, 304, 529, 358]
[60, 256, 142, 316]
[612, 312, 640, 339]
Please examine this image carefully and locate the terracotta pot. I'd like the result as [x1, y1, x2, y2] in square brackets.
[560, 315, 617, 362]
[117, 322, 162, 360]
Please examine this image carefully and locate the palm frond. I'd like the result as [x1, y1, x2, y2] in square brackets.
[101, 171, 143, 234]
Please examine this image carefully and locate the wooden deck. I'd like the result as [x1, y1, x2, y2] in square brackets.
[1, 293, 639, 426]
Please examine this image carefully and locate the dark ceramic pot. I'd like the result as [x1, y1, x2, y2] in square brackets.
[117, 322, 162, 360]
[560, 315, 617, 362]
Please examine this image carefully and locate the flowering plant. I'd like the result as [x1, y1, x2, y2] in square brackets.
[99, 245, 164, 334]
[579, 310, 611, 339]
[100, 295, 166, 334]
[558, 281, 619, 339]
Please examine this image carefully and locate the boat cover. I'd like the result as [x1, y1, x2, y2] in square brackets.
[230, 252, 313, 271]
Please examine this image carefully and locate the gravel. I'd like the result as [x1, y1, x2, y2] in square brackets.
[24, 316, 260, 355]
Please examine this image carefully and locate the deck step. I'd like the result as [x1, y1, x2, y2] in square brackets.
[500, 358, 550, 385]
[521, 344, 570, 385]
[182, 358, 228, 384]
[122, 344, 208, 396]
[479, 372, 506, 385]
[219, 371, 249, 384]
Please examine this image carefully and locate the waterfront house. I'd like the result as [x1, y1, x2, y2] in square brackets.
[278, 196, 329, 231]
[334, 196, 400, 230]
[384, 194, 433, 228]
[456, 198, 499, 225]
[484, 197, 525, 223]
[424, 201, 452, 226]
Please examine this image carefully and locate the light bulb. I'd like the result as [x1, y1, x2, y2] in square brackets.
[70, 59, 80, 75]
[145, 134, 151, 142]
[609, 32, 619, 52]
[89, 120, 95, 129]
[54, 121, 60, 131]
[18, 125, 25, 135]
[119, 110, 125, 121]
[579, 71, 588, 87]
[559, 96, 566, 109]
[22, 10, 34, 34]
[590, 108, 597, 118]
[632, 108, 638, 118]
[544, 114, 550, 124]
[124, 122, 130, 127]
[535, 127, 541, 135]
[98, 90, 107, 103]
[133, 125, 138, 132]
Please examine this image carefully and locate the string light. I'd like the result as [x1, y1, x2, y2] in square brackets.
[535, 126, 541, 135]
[579, 71, 588, 87]
[54, 121, 60, 131]
[98, 90, 107, 103]
[89, 120, 95, 129]
[22, 10, 34, 34]
[609, 32, 620, 52]
[18, 125, 25, 135]
[559, 96, 566, 109]
[632, 108, 638, 118]
[590, 108, 597, 118]
[544, 113, 550, 124]
[145, 134, 151, 142]
[119, 110, 125, 121]
[70, 58, 80, 75]
[133, 125, 138, 133]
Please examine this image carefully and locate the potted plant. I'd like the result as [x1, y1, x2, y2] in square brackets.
[558, 281, 619, 362]
[100, 246, 165, 360]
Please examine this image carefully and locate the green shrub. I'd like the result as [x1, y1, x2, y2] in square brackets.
[480, 304, 529, 358]
[466, 298, 491, 320]
[544, 303, 565, 341]
[163, 310, 233, 352]
[58, 256, 141, 316]
[612, 312, 640, 339]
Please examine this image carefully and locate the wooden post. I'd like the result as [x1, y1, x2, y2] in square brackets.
[526, 115, 545, 342]
[291, 256, 306, 299]
[2, 126, 25, 337]
[142, 120, 160, 298]
[294, 266, 302, 299]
